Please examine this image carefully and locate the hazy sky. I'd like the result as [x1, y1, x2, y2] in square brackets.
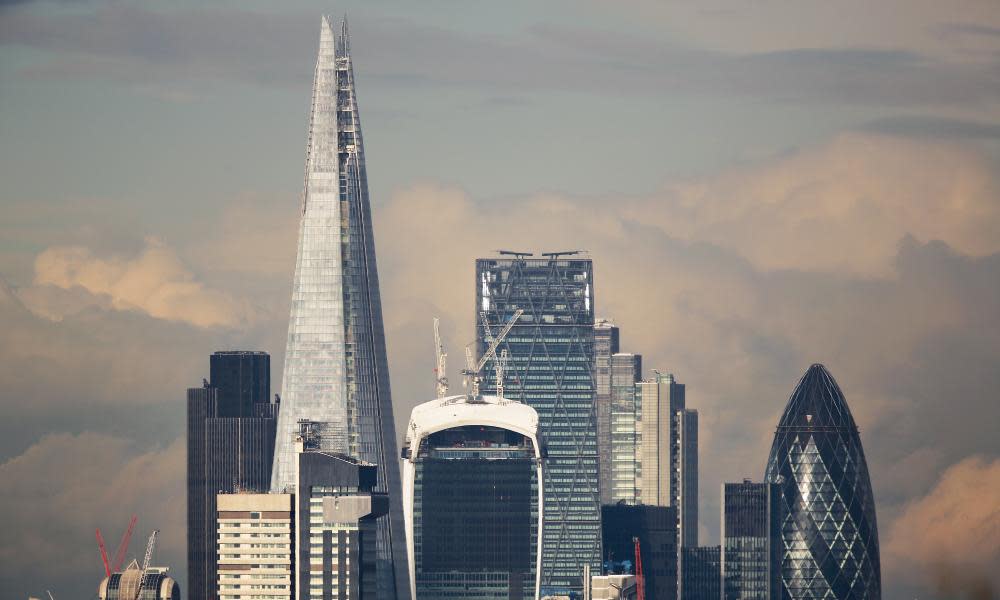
[1, 1, 999, 599]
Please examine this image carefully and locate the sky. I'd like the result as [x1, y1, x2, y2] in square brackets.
[1, 1, 999, 598]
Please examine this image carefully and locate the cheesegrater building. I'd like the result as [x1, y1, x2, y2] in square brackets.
[271, 16, 408, 599]
[476, 254, 601, 596]
[765, 364, 881, 600]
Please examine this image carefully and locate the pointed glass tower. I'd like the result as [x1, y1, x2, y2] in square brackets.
[764, 365, 881, 600]
[272, 16, 409, 599]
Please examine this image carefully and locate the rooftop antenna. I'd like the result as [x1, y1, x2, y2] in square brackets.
[433, 318, 449, 398]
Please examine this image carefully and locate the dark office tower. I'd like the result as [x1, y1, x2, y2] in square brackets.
[610, 353, 642, 504]
[477, 254, 600, 596]
[676, 407, 698, 548]
[272, 16, 408, 598]
[187, 352, 278, 600]
[210, 351, 269, 417]
[681, 546, 721, 600]
[765, 364, 881, 600]
[594, 320, 620, 506]
[402, 396, 543, 599]
[602, 503, 678, 600]
[722, 480, 782, 600]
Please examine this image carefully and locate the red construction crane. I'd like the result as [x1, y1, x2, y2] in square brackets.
[95, 514, 138, 577]
[96, 529, 111, 578]
[633, 536, 645, 600]
[111, 515, 138, 573]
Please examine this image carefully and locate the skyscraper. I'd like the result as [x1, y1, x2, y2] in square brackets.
[680, 546, 721, 600]
[594, 320, 620, 506]
[601, 503, 678, 600]
[765, 364, 881, 600]
[188, 351, 278, 600]
[402, 394, 543, 600]
[610, 353, 642, 504]
[721, 480, 781, 600]
[271, 16, 408, 598]
[476, 255, 601, 596]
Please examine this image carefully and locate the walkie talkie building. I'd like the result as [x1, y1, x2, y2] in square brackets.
[271, 16, 409, 599]
[765, 364, 881, 600]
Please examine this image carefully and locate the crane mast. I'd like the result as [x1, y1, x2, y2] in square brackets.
[433, 318, 449, 398]
[134, 529, 158, 600]
[462, 309, 522, 397]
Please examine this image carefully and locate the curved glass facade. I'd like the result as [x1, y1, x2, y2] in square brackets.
[764, 364, 881, 600]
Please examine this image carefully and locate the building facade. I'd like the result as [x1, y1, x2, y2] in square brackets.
[402, 394, 543, 600]
[680, 546, 721, 600]
[99, 565, 181, 600]
[590, 575, 638, 600]
[271, 16, 408, 598]
[601, 504, 678, 600]
[476, 255, 601, 596]
[189, 351, 278, 600]
[593, 320, 620, 506]
[609, 353, 642, 504]
[721, 481, 781, 600]
[217, 493, 294, 600]
[764, 364, 881, 600]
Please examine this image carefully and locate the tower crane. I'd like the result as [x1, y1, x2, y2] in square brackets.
[96, 514, 137, 578]
[460, 309, 523, 397]
[433, 318, 448, 398]
[133, 529, 158, 600]
[634, 536, 645, 600]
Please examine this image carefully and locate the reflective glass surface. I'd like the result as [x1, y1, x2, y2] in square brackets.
[764, 365, 881, 600]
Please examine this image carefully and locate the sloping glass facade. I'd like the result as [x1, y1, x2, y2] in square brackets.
[764, 364, 881, 600]
[476, 257, 601, 596]
[271, 16, 408, 599]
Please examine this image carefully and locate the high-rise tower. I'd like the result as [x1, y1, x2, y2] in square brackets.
[271, 16, 408, 599]
[476, 255, 601, 596]
[765, 364, 881, 600]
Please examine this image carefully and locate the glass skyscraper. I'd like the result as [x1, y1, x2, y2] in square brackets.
[765, 364, 881, 600]
[476, 255, 601, 596]
[722, 480, 782, 600]
[609, 353, 642, 504]
[594, 320, 620, 506]
[271, 16, 408, 599]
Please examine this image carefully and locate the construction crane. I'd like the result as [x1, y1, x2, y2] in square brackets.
[633, 536, 645, 600]
[433, 318, 448, 398]
[96, 514, 138, 578]
[496, 349, 509, 401]
[461, 309, 523, 397]
[96, 529, 111, 578]
[134, 530, 158, 600]
[112, 515, 138, 573]
[541, 250, 582, 259]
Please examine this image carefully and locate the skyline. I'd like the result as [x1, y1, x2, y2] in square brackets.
[1, 2, 999, 599]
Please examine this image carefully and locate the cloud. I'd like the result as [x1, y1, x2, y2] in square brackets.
[862, 115, 1000, 140]
[884, 455, 1000, 599]
[622, 133, 1000, 275]
[2, 5, 997, 109]
[0, 433, 185, 599]
[32, 237, 256, 328]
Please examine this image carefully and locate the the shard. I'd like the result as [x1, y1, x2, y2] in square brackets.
[272, 16, 409, 599]
[764, 364, 881, 600]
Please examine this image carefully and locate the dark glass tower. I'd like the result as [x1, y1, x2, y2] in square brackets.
[187, 351, 278, 600]
[272, 16, 408, 598]
[476, 255, 601, 595]
[722, 480, 781, 600]
[681, 546, 721, 600]
[764, 364, 881, 600]
[602, 503, 678, 600]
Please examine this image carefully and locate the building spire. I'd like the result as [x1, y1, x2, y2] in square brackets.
[338, 14, 351, 58]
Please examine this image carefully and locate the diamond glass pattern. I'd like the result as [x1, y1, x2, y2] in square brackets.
[764, 365, 881, 600]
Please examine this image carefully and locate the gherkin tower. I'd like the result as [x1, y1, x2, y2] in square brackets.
[271, 16, 409, 599]
[764, 364, 881, 600]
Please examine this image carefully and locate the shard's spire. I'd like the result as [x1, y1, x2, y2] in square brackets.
[273, 16, 410, 599]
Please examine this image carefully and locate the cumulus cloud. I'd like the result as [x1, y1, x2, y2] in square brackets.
[884, 455, 1000, 599]
[0, 433, 185, 598]
[620, 133, 1000, 275]
[32, 237, 256, 328]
